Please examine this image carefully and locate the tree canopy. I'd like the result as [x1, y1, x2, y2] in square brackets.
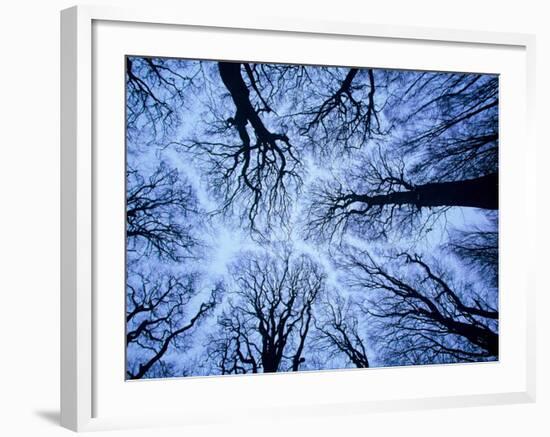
[126, 56, 498, 378]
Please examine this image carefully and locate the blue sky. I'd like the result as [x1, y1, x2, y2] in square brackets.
[126, 58, 499, 378]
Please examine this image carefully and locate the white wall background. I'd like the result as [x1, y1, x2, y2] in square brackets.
[0, 1, 546, 435]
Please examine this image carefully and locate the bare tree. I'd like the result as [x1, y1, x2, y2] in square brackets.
[341, 247, 498, 365]
[308, 155, 496, 240]
[314, 294, 370, 368]
[126, 162, 198, 261]
[291, 67, 382, 152]
[207, 251, 325, 374]
[181, 62, 303, 230]
[126, 56, 200, 144]
[396, 73, 498, 180]
[126, 271, 219, 379]
[124, 58, 500, 376]
[446, 213, 498, 289]
[307, 72, 498, 240]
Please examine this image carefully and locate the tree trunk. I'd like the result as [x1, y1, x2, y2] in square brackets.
[448, 319, 499, 357]
[356, 173, 498, 210]
[262, 356, 278, 373]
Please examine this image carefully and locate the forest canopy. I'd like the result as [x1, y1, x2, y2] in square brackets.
[125, 57, 498, 379]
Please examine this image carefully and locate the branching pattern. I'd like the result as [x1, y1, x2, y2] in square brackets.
[315, 295, 370, 368]
[207, 252, 324, 374]
[342, 248, 498, 364]
[127, 163, 197, 261]
[126, 272, 219, 379]
[125, 57, 500, 378]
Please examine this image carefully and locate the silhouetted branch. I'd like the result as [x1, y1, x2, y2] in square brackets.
[126, 272, 219, 379]
[126, 56, 199, 142]
[315, 295, 370, 368]
[207, 250, 324, 374]
[182, 62, 303, 230]
[126, 163, 197, 261]
[341, 248, 498, 364]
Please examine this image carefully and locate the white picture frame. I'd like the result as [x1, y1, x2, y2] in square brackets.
[60, 4, 536, 432]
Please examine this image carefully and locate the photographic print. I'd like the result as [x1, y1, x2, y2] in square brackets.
[125, 57, 498, 380]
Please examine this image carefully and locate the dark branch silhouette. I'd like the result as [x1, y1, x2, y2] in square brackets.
[327, 173, 497, 211]
[446, 214, 498, 289]
[280, 67, 388, 159]
[207, 251, 324, 374]
[126, 272, 218, 379]
[126, 57, 200, 144]
[126, 163, 197, 261]
[308, 73, 498, 241]
[182, 62, 303, 230]
[299, 68, 381, 144]
[125, 58, 500, 376]
[398, 74, 498, 181]
[342, 248, 498, 364]
[309, 172, 497, 239]
[315, 295, 370, 368]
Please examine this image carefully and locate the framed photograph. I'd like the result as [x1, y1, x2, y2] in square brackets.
[60, 5, 536, 432]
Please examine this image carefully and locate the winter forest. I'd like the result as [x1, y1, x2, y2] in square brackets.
[125, 56, 499, 379]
